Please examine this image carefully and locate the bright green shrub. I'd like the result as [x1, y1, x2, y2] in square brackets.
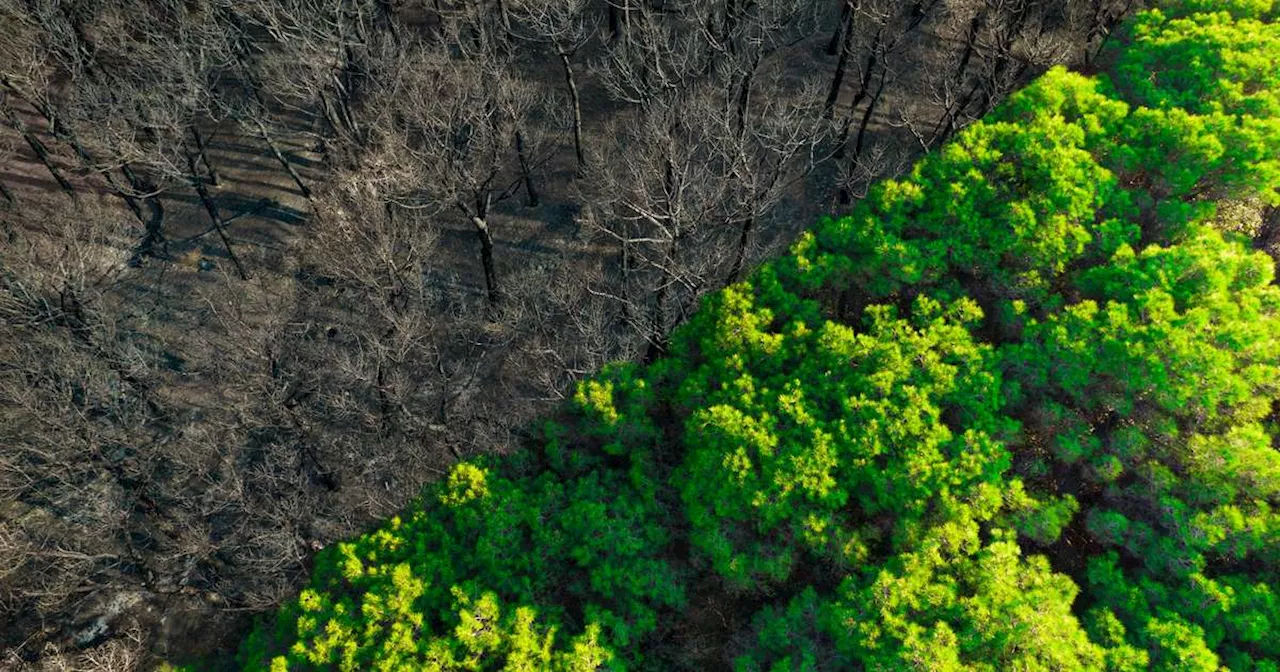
[676, 292, 1012, 589]
[1114, 9, 1280, 119]
[740, 528, 1112, 671]
[1111, 8, 1280, 210]
[239, 459, 683, 670]
[783, 96, 1117, 311]
[1158, 0, 1277, 20]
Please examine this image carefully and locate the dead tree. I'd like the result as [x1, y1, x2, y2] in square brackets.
[370, 26, 535, 305]
[0, 198, 150, 657]
[509, 0, 595, 176]
[824, 0, 860, 119]
[215, 43, 319, 201]
[248, 0, 394, 158]
[692, 0, 824, 129]
[827, 0, 856, 56]
[1, 76, 151, 222]
[66, 0, 244, 265]
[594, 1, 715, 106]
[922, 0, 1085, 149]
[0, 92, 76, 200]
[585, 67, 829, 358]
[3, 2, 173, 239]
[827, 0, 941, 203]
[0, 134, 15, 206]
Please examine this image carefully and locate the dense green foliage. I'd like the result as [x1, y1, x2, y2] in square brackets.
[236, 1, 1280, 668]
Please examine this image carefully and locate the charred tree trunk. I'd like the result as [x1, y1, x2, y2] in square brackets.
[645, 275, 668, 364]
[928, 14, 983, 147]
[1, 99, 76, 200]
[186, 150, 248, 280]
[335, 45, 363, 139]
[608, 0, 623, 42]
[58, 4, 96, 69]
[852, 67, 888, 162]
[318, 91, 344, 142]
[618, 222, 632, 322]
[823, 13, 857, 119]
[472, 215, 499, 304]
[1084, 0, 1137, 66]
[495, 0, 512, 39]
[826, 0, 855, 56]
[18, 127, 76, 199]
[643, 155, 681, 363]
[954, 13, 982, 83]
[929, 86, 975, 148]
[256, 120, 312, 199]
[121, 162, 166, 256]
[833, 27, 883, 149]
[846, 29, 882, 119]
[317, 38, 364, 149]
[375, 363, 394, 434]
[515, 130, 539, 207]
[735, 55, 759, 136]
[376, 0, 401, 44]
[190, 125, 219, 186]
[108, 173, 146, 223]
[838, 67, 888, 205]
[645, 236, 679, 363]
[561, 51, 587, 176]
[722, 0, 740, 54]
[973, 4, 1034, 117]
[729, 216, 754, 282]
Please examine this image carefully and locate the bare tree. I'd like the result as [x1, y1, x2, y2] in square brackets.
[0, 134, 14, 206]
[594, 2, 715, 106]
[509, 0, 596, 176]
[367, 29, 536, 305]
[246, 0, 394, 159]
[0, 91, 77, 200]
[0, 5, 157, 224]
[694, 0, 824, 130]
[922, 0, 1085, 149]
[826, 0, 942, 205]
[585, 65, 830, 358]
[62, 0, 254, 272]
[0, 198, 146, 656]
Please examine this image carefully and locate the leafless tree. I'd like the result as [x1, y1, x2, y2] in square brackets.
[594, 2, 715, 106]
[826, 0, 941, 203]
[0, 134, 14, 206]
[0, 91, 77, 200]
[584, 65, 830, 358]
[0, 197, 145, 656]
[920, 0, 1088, 149]
[246, 0, 395, 159]
[509, 0, 596, 176]
[373, 30, 538, 304]
[0, 8, 147, 224]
